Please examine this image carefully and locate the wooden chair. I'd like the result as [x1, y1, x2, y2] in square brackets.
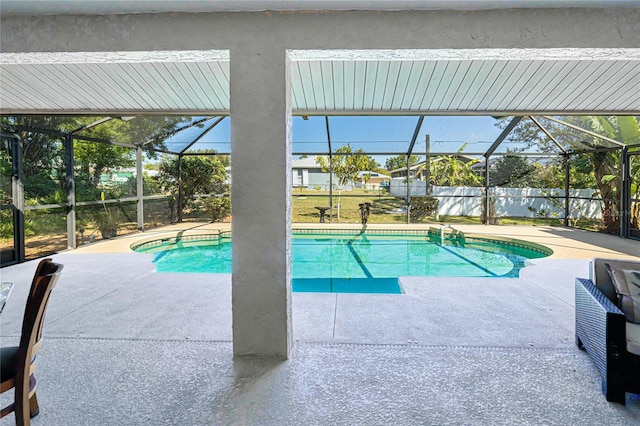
[1, 258, 63, 425]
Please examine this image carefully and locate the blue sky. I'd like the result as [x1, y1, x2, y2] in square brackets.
[290, 115, 504, 156]
[188, 114, 504, 154]
[291, 116, 501, 144]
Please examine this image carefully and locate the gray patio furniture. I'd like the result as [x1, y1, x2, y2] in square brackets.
[575, 258, 640, 404]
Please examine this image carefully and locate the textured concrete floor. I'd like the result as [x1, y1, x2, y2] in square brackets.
[1, 228, 639, 425]
[1, 339, 639, 425]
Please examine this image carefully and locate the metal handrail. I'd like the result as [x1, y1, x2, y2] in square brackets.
[440, 224, 457, 246]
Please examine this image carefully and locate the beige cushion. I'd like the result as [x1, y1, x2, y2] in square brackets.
[605, 262, 631, 295]
[619, 294, 640, 323]
[623, 269, 640, 296]
[627, 321, 640, 356]
[604, 264, 640, 323]
[592, 258, 640, 303]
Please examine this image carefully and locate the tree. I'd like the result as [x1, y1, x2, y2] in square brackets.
[72, 116, 187, 191]
[74, 139, 135, 189]
[1, 115, 189, 203]
[497, 115, 640, 234]
[489, 154, 538, 187]
[495, 117, 567, 154]
[158, 153, 230, 219]
[316, 145, 371, 221]
[362, 156, 381, 172]
[385, 154, 420, 172]
[571, 116, 639, 234]
[631, 155, 640, 229]
[1, 116, 74, 201]
[534, 157, 597, 189]
[428, 146, 482, 187]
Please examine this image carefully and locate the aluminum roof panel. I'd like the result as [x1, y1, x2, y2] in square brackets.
[1, 49, 639, 114]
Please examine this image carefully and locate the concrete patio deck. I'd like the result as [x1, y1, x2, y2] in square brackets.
[1, 224, 639, 425]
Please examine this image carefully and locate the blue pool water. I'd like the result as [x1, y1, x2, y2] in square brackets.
[137, 232, 550, 294]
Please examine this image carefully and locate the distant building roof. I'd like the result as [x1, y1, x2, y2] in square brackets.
[292, 157, 324, 169]
[358, 171, 390, 179]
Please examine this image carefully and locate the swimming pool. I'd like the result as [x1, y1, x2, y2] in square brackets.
[132, 229, 552, 294]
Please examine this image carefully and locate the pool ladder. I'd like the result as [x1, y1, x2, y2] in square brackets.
[439, 224, 462, 247]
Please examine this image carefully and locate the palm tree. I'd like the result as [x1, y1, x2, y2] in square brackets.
[426, 145, 482, 187]
[573, 116, 639, 234]
[631, 155, 640, 229]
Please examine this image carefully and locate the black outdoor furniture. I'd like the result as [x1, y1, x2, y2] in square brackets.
[358, 202, 371, 225]
[575, 258, 640, 404]
[315, 206, 330, 223]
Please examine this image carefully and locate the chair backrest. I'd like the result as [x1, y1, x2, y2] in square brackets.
[591, 257, 640, 303]
[16, 259, 64, 383]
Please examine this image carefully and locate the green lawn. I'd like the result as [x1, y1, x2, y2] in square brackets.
[290, 188, 602, 229]
[292, 188, 407, 224]
[1, 189, 605, 261]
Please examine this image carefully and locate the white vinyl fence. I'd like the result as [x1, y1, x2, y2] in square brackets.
[390, 178, 602, 219]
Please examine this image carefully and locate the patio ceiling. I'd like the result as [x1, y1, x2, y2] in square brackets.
[1, 49, 639, 115]
[291, 49, 640, 115]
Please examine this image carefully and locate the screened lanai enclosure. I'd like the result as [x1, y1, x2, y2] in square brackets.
[1, 114, 639, 266]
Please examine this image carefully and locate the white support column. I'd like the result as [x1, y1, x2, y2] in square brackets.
[230, 46, 292, 358]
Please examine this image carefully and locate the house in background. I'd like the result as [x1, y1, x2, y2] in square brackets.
[292, 157, 334, 189]
[229, 158, 358, 190]
[99, 170, 134, 188]
[292, 157, 378, 190]
[356, 171, 390, 190]
[389, 162, 426, 180]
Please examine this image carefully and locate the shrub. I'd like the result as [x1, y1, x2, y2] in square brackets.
[95, 208, 120, 239]
[410, 197, 439, 222]
[0, 212, 35, 240]
[204, 195, 231, 222]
